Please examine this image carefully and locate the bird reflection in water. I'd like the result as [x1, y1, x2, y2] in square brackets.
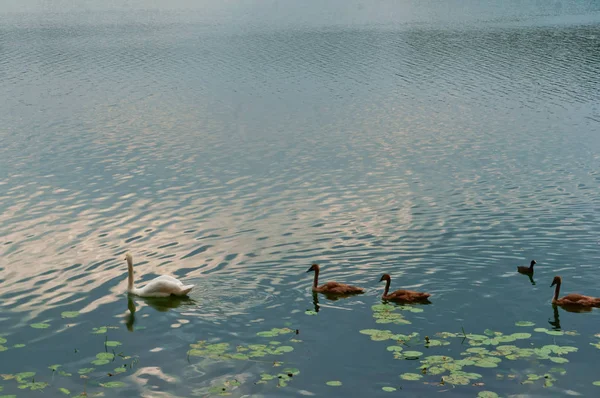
[525, 273, 536, 285]
[547, 303, 594, 331]
[125, 295, 196, 332]
[548, 304, 561, 330]
[311, 291, 360, 313]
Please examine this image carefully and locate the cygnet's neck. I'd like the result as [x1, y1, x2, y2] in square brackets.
[312, 269, 319, 288]
[383, 279, 391, 296]
[553, 282, 561, 302]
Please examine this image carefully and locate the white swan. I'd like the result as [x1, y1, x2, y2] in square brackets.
[125, 253, 194, 297]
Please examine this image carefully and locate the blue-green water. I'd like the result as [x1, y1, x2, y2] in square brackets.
[1, 1, 600, 396]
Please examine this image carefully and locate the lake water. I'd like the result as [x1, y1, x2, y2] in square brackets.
[1, 1, 600, 397]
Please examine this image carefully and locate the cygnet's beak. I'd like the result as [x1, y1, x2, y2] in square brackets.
[306, 267, 313, 273]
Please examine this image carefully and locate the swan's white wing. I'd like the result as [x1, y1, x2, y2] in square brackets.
[134, 277, 193, 297]
[153, 275, 185, 286]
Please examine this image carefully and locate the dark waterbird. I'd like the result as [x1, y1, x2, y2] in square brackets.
[517, 260, 537, 274]
[306, 264, 365, 295]
[550, 276, 600, 308]
[379, 273, 431, 303]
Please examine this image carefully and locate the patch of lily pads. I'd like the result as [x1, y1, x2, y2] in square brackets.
[188, 340, 295, 361]
[371, 304, 417, 325]
[0, 336, 25, 352]
[384, 326, 581, 389]
[0, 324, 136, 396]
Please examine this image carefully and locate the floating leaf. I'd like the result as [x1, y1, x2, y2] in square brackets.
[30, 323, 50, 329]
[101, 381, 126, 388]
[61, 311, 80, 319]
[283, 368, 300, 376]
[78, 368, 94, 374]
[18, 381, 48, 391]
[387, 346, 403, 352]
[304, 310, 317, 316]
[403, 351, 423, 359]
[515, 321, 535, 327]
[96, 353, 114, 360]
[113, 367, 126, 374]
[549, 357, 569, 364]
[382, 386, 397, 392]
[105, 341, 122, 347]
[326, 381, 342, 386]
[13, 344, 25, 348]
[0, 338, 6, 344]
[474, 359, 499, 368]
[58, 387, 70, 395]
[15, 372, 36, 382]
[593, 381, 600, 386]
[48, 364, 61, 371]
[400, 373, 422, 381]
[478, 392, 499, 398]
[510, 333, 531, 340]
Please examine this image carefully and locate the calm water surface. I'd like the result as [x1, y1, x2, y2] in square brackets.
[1, 1, 600, 396]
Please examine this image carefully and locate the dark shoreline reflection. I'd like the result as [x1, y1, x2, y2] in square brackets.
[125, 295, 197, 331]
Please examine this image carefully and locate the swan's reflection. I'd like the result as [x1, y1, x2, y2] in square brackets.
[125, 295, 196, 332]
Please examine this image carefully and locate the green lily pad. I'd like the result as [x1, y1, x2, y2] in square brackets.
[326, 380, 342, 386]
[61, 311, 80, 319]
[474, 359, 499, 368]
[105, 341, 122, 347]
[15, 372, 36, 382]
[101, 381, 126, 388]
[387, 346, 403, 352]
[30, 323, 50, 329]
[403, 351, 423, 359]
[478, 392, 499, 398]
[382, 386, 397, 392]
[515, 321, 535, 327]
[18, 381, 48, 390]
[78, 368, 94, 374]
[13, 344, 25, 348]
[443, 374, 470, 385]
[400, 373, 422, 381]
[549, 357, 569, 364]
[510, 333, 531, 340]
[305, 310, 317, 316]
[48, 364, 61, 371]
[283, 368, 300, 376]
[466, 334, 487, 340]
[593, 381, 600, 386]
[58, 387, 71, 395]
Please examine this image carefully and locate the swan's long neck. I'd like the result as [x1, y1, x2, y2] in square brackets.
[553, 282, 560, 302]
[127, 258, 135, 292]
[383, 279, 391, 296]
[313, 269, 319, 289]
